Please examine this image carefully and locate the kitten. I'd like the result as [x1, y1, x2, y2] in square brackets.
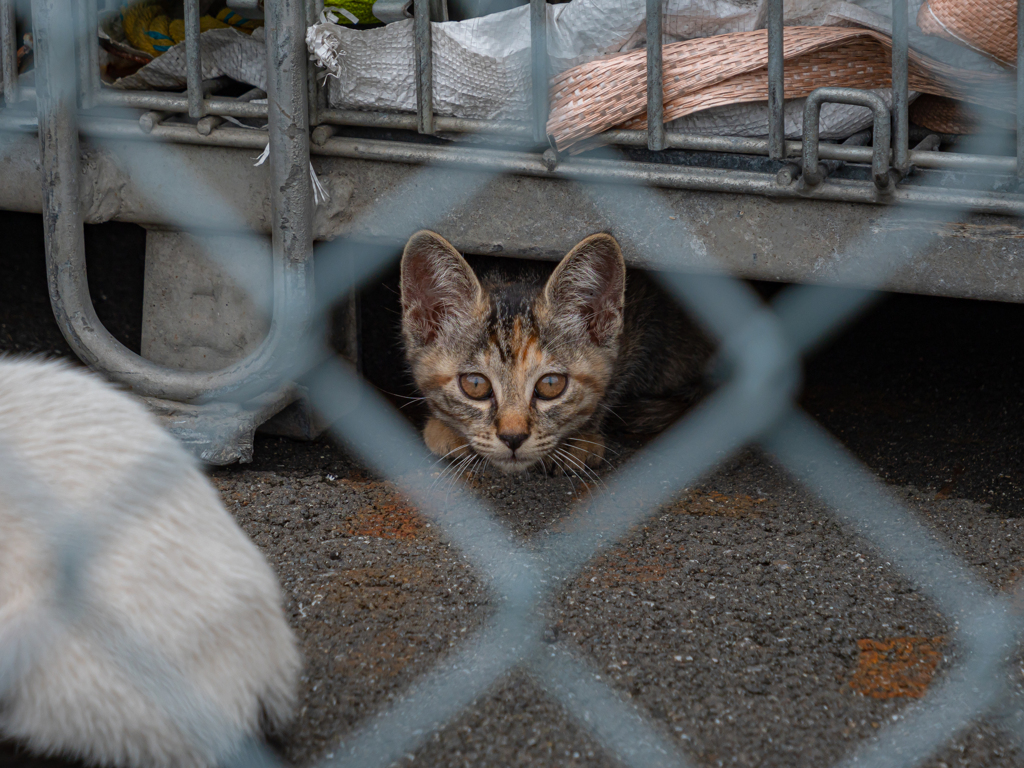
[400, 230, 710, 474]
[0, 358, 300, 768]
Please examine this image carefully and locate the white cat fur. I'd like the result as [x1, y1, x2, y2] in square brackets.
[0, 358, 300, 767]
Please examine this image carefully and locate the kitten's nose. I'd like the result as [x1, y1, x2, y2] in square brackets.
[498, 432, 528, 452]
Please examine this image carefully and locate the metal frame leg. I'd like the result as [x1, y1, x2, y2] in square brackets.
[31, 0, 315, 461]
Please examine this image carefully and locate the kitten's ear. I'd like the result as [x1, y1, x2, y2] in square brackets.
[544, 233, 626, 346]
[401, 230, 482, 346]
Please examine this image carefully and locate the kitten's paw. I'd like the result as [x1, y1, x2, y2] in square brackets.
[563, 432, 606, 469]
[423, 418, 470, 459]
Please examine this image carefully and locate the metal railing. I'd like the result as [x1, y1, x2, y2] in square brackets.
[1, 2, 1023, 768]
[0, 0, 1020, 213]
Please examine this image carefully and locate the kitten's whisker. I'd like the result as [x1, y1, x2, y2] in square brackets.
[380, 388, 425, 401]
[449, 458, 473, 495]
[566, 436, 620, 459]
[463, 455, 484, 483]
[557, 448, 605, 491]
[430, 456, 461, 487]
[600, 403, 629, 426]
[564, 444, 616, 472]
[430, 448, 473, 489]
[443, 452, 477, 501]
[548, 453, 575, 492]
[554, 449, 589, 493]
[426, 442, 472, 472]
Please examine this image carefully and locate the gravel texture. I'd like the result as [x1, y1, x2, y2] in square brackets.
[1, 212, 1023, 768]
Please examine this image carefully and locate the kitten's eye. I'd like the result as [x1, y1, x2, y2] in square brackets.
[534, 373, 567, 400]
[459, 373, 493, 400]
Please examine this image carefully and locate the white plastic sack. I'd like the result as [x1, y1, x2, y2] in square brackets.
[310, 0, 651, 121]
[114, 27, 267, 91]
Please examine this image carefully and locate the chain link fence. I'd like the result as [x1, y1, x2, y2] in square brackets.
[1, 0, 1023, 766]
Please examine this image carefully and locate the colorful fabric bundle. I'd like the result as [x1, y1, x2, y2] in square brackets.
[121, 1, 262, 57]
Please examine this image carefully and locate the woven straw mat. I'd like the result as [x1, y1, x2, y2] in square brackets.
[910, 94, 1015, 134]
[918, 0, 1016, 68]
[546, 26, 1013, 151]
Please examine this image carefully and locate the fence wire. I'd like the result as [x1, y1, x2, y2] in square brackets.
[1, 1, 1023, 767]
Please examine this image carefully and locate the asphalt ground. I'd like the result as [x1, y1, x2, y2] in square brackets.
[1, 211, 1023, 768]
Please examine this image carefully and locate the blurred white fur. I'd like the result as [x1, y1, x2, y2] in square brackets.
[0, 358, 300, 767]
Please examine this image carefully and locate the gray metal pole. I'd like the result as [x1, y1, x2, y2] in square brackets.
[645, 0, 666, 151]
[32, 0, 95, 366]
[73, 1, 94, 109]
[414, 0, 434, 134]
[530, 0, 549, 145]
[891, 0, 909, 176]
[184, 0, 206, 118]
[1, 0, 19, 104]
[264, 0, 315, 340]
[305, 0, 321, 128]
[85, 0, 101, 106]
[767, 0, 784, 160]
[1018, 0, 1023, 180]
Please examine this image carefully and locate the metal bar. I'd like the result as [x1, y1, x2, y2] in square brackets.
[196, 115, 224, 135]
[413, 0, 434, 134]
[313, 108, 1018, 173]
[606, 129, 1017, 173]
[3, 103, 1016, 176]
[31, 0, 93, 370]
[184, 0, 205, 118]
[2, 112, 1021, 216]
[305, 0, 320, 128]
[264, 0, 315, 352]
[304, 133, 1022, 216]
[802, 87, 892, 191]
[320, 107, 532, 136]
[766, 0, 784, 160]
[139, 110, 172, 133]
[2, 0, 19, 104]
[85, 0, 101, 106]
[810, 129, 871, 182]
[97, 89, 268, 118]
[1018, 0, 1024, 180]
[196, 85, 263, 135]
[17, 0, 315, 404]
[891, 0, 909, 176]
[530, 0, 548, 145]
[645, 0, 665, 151]
[73, 1, 93, 108]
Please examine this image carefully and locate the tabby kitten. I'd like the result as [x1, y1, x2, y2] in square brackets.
[400, 230, 710, 474]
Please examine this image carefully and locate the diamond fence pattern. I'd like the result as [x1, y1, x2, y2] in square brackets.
[0, 1, 1022, 767]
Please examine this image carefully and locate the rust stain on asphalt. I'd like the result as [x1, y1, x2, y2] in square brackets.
[667, 491, 767, 518]
[849, 636, 944, 699]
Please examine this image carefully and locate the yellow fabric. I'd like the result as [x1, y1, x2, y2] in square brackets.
[121, 1, 263, 58]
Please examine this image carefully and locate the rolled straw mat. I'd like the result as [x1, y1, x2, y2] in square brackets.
[918, 0, 1016, 68]
[547, 26, 1014, 151]
[910, 93, 1015, 134]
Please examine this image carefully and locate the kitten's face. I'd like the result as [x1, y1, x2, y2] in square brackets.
[401, 232, 626, 473]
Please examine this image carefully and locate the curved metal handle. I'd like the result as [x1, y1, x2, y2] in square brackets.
[802, 87, 893, 192]
[32, 0, 313, 404]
